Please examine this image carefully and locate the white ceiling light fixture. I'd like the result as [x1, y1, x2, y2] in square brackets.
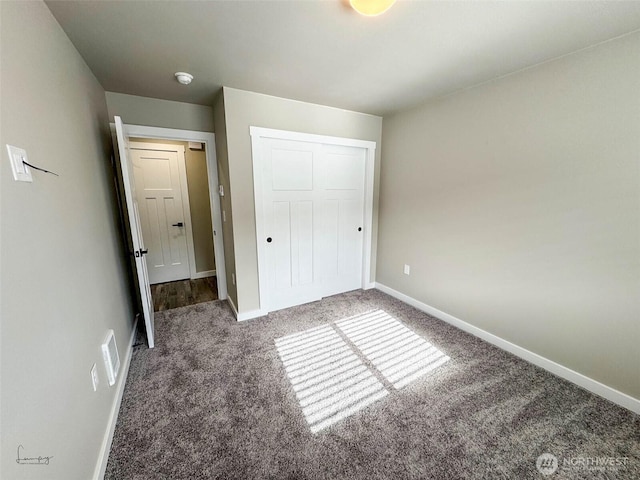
[175, 72, 194, 85]
[350, 0, 396, 17]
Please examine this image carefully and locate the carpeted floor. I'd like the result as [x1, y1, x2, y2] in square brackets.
[105, 290, 640, 479]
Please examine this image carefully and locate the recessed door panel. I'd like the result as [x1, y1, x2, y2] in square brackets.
[324, 152, 365, 191]
[272, 149, 313, 191]
[322, 199, 340, 280]
[141, 157, 172, 189]
[294, 201, 314, 286]
[145, 197, 163, 268]
[272, 201, 292, 290]
[339, 199, 361, 277]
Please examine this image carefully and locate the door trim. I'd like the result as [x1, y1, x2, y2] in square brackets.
[192, 269, 216, 280]
[113, 123, 228, 301]
[129, 141, 197, 284]
[250, 126, 376, 314]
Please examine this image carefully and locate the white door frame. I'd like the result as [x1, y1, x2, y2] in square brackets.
[114, 123, 228, 301]
[250, 126, 376, 314]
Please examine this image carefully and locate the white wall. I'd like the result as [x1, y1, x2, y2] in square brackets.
[377, 32, 640, 400]
[222, 87, 383, 313]
[1, 2, 135, 478]
[105, 91, 215, 132]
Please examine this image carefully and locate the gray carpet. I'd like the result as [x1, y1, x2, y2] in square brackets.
[105, 290, 639, 479]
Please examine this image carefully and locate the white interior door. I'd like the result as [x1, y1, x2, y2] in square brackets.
[130, 146, 191, 284]
[258, 136, 367, 312]
[262, 139, 323, 311]
[319, 144, 366, 297]
[114, 116, 155, 348]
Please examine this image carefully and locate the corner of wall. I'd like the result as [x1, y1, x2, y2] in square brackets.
[213, 89, 238, 309]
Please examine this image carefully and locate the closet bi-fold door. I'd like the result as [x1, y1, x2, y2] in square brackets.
[259, 138, 366, 312]
[262, 138, 324, 311]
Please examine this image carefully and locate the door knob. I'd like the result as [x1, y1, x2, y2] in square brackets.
[267, 237, 272, 243]
[172, 222, 184, 227]
[140, 249, 148, 256]
[358, 227, 362, 231]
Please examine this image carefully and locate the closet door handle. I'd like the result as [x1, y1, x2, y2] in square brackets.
[266, 237, 273, 243]
[358, 227, 362, 232]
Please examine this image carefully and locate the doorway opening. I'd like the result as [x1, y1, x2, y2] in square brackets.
[129, 138, 219, 310]
[112, 118, 227, 347]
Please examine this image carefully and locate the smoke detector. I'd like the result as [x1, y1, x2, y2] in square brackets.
[175, 72, 193, 85]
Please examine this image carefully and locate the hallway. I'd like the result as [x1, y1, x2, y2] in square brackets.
[150, 277, 218, 311]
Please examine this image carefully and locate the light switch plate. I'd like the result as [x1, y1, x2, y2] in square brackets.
[404, 264, 411, 275]
[6, 145, 33, 182]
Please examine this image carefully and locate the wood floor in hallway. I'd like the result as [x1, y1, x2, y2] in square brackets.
[150, 277, 218, 311]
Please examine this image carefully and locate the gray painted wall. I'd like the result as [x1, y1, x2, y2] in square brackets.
[378, 32, 640, 400]
[185, 145, 216, 273]
[105, 92, 215, 132]
[222, 87, 383, 313]
[1, 2, 135, 479]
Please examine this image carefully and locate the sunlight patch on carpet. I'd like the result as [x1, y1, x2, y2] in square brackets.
[336, 310, 450, 389]
[276, 311, 449, 432]
[275, 324, 388, 433]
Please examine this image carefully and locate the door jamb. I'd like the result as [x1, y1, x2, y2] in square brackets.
[250, 126, 376, 315]
[115, 123, 228, 301]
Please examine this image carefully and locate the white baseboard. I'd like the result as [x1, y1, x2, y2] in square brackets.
[93, 315, 139, 480]
[237, 308, 268, 322]
[227, 295, 239, 318]
[192, 269, 216, 280]
[375, 282, 640, 415]
[226, 295, 267, 322]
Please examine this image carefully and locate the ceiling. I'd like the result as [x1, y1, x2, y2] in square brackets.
[46, 1, 640, 116]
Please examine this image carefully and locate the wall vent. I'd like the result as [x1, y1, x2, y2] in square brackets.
[102, 330, 120, 387]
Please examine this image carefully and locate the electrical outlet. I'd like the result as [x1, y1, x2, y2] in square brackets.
[90, 363, 99, 391]
[404, 264, 411, 275]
